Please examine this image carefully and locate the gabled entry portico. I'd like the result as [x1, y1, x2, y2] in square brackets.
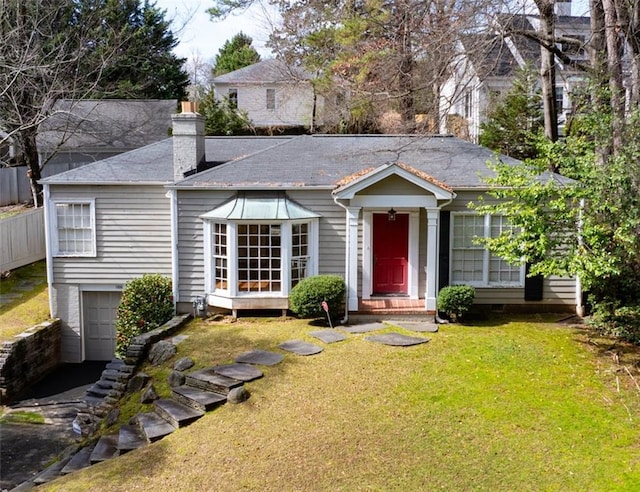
[333, 162, 456, 314]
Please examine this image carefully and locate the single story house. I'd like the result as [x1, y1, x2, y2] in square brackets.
[41, 104, 579, 362]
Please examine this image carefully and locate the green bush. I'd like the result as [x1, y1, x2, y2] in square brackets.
[115, 274, 174, 358]
[587, 303, 640, 345]
[437, 285, 476, 322]
[289, 275, 346, 323]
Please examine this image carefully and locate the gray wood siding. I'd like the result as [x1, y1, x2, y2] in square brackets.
[50, 185, 172, 283]
[442, 193, 576, 306]
[176, 189, 345, 302]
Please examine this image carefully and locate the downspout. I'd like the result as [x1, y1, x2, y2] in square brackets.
[169, 189, 179, 313]
[43, 184, 54, 317]
[576, 198, 585, 317]
[332, 194, 350, 324]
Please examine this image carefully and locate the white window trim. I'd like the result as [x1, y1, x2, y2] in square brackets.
[203, 218, 319, 297]
[450, 212, 524, 288]
[50, 199, 96, 257]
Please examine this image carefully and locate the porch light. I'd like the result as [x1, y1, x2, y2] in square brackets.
[387, 208, 397, 221]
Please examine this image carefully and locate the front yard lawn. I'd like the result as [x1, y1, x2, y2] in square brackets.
[43, 316, 640, 491]
[0, 260, 50, 342]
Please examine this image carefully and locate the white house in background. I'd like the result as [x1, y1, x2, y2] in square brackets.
[440, 0, 591, 142]
[40, 103, 580, 363]
[213, 59, 325, 130]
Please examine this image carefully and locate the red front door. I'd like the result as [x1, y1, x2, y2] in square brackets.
[373, 213, 409, 294]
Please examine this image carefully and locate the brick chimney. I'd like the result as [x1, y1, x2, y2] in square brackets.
[171, 101, 205, 182]
[556, 0, 571, 16]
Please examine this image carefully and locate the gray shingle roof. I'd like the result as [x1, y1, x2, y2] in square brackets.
[176, 134, 519, 190]
[37, 100, 177, 151]
[213, 59, 312, 84]
[40, 137, 291, 184]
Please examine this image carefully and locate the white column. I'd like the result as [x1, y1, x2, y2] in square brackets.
[346, 206, 361, 312]
[425, 209, 439, 311]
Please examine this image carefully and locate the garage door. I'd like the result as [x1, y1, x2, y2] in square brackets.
[83, 291, 121, 361]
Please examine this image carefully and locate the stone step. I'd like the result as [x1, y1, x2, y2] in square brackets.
[90, 434, 120, 464]
[212, 363, 263, 382]
[96, 379, 116, 390]
[118, 424, 147, 453]
[105, 360, 125, 370]
[60, 445, 94, 475]
[32, 457, 72, 484]
[136, 411, 176, 442]
[8, 479, 36, 491]
[154, 398, 204, 428]
[186, 368, 244, 395]
[101, 369, 130, 382]
[172, 385, 227, 412]
[86, 384, 110, 397]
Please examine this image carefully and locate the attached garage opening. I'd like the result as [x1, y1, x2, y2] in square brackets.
[82, 291, 121, 361]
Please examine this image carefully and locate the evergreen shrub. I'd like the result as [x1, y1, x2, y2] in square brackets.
[437, 285, 476, 322]
[289, 275, 346, 322]
[115, 274, 174, 358]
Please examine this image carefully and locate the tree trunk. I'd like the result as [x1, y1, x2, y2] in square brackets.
[20, 128, 43, 208]
[396, 4, 415, 132]
[535, 0, 559, 145]
[603, 0, 625, 154]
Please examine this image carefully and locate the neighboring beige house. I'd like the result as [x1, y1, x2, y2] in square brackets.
[440, 0, 590, 142]
[213, 59, 325, 130]
[41, 104, 579, 363]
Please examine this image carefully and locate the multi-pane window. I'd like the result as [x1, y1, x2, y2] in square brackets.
[291, 223, 309, 287]
[451, 214, 485, 283]
[54, 202, 95, 256]
[228, 88, 238, 108]
[464, 90, 473, 119]
[489, 215, 522, 284]
[451, 213, 523, 287]
[237, 224, 281, 292]
[213, 223, 228, 290]
[266, 88, 276, 110]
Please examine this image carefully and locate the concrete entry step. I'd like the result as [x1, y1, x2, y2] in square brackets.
[172, 385, 227, 412]
[154, 399, 204, 428]
[186, 368, 244, 394]
[136, 412, 176, 442]
[90, 434, 120, 464]
[118, 424, 148, 452]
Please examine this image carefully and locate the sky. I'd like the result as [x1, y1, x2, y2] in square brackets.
[156, 0, 592, 65]
[154, 0, 277, 62]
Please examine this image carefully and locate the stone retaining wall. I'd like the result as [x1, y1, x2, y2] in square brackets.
[0, 319, 62, 404]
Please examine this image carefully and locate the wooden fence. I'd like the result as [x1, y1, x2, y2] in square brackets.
[0, 208, 46, 271]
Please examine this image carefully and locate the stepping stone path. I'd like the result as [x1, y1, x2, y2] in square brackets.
[11, 318, 437, 490]
[341, 322, 386, 333]
[279, 340, 323, 356]
[366, 333, 431, 346]
[385, 321, 439, 333]
[235, 349, 284, 366]
[309, 329, 348, 344]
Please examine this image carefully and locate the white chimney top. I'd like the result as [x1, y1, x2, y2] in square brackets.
[171, 102, 205, 182]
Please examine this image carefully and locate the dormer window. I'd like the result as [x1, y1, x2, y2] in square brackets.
[228, 88, 238, 109]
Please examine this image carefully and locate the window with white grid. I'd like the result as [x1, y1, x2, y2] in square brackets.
[451, 213, 523, 287]
[54, 202, 95, 256]
[237, 224, 281, 292]
[489, 215, 522, 285]
[451, 214, 485, 284]
[213, 223, 228, 290]
[291, 222, 309, 288]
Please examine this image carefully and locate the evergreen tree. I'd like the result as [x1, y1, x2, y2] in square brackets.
[479, 67, 544, 160]
[213, 32, 261, 76]
[199, 89, 254, 135]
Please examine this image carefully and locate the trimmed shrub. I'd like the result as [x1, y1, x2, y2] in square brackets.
[587, 303, 640, 345]
[289, 275, 346, 322]
[437, 285, 476, 322]
[115, 274, 174, 358]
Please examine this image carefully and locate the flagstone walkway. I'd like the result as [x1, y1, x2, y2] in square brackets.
[8, 319, 437, 491]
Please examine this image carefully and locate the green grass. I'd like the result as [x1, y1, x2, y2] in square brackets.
[0, 260, 51, 342]
[0, 411, 45, 425]
[41, 316, 640, 491]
